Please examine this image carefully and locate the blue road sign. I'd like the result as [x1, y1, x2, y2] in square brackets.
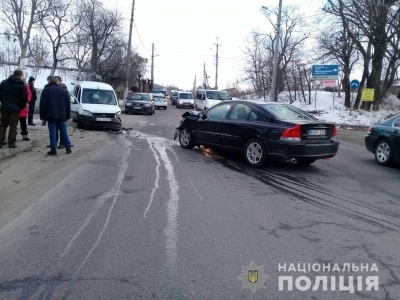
[350, 79, 360, 89]
[312, 65, 339, 79]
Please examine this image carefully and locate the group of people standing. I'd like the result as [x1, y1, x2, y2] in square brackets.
[0, 70, 71, 156]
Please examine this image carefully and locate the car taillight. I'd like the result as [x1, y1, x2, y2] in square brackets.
[332, 124, 337, 138]
[280, 124, 301, 141]
[367, 126, 372, 135]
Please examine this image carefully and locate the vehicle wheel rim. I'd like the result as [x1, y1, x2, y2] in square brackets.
[181, 129, 190, 146]
[377, 142, 390, 162]
[247, 142, 262, 164]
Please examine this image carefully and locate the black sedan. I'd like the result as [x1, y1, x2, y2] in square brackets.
[365, 114, 400, 166]
[174, 100, 339, 167]
[125, 93, 155, 115]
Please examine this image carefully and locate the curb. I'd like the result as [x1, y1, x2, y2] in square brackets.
[0, 135, 48, 161]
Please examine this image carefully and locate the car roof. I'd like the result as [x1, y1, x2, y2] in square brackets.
[77, 81, 114, 90]
[229, 99, 285, 106]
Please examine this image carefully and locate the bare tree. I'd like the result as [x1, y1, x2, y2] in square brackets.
[65, 27, 92, 80]
[324, 0, 400, 111]
[78, 0, 122, 80]
[27, 34, 50, 77]
[1, 0, 52, 69]
[243, 34, 269, 99]
[317, 19, 360, 108]
[40, 0, 82, 76]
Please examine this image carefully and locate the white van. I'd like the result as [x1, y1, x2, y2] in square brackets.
[71, 81, 122, 129]
[194, 89, 229, 111]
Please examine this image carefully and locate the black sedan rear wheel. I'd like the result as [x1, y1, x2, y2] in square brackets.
[375, 139, 393, 166]
[179, 128, 193, 149]
[244, 138, 266, 168]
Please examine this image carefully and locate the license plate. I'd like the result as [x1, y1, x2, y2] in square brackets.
[96, 118, 111, 121]
[133, 107, 142, 110]
[308, 129, 326, 136]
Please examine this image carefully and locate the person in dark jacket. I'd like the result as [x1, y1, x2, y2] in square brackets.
[0, 69, 28, 149]
[40, 77, 71, 155]
[41, 76, 53, 126]
[54, 76, 67, 148]
[28, 76, 37, 125]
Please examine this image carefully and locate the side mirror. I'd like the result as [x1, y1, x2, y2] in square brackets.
[198, 112, 205, 119]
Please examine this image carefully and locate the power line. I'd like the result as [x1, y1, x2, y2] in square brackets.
[133, 21, 150, 52]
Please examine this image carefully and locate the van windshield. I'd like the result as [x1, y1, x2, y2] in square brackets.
[82, 89, 117, 105]
[206, 91, 229, 100]
[179, 93, 193, 99]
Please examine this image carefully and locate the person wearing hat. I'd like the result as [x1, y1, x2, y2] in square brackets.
[28, 76, 37, 125]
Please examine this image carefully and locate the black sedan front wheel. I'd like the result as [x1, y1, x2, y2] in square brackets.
[375, 139, 393, 166]
[244, 138, 266, 168]
[179, 128, 193, 149]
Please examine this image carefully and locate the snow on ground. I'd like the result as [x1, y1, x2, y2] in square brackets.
[247, 91, 400, 126]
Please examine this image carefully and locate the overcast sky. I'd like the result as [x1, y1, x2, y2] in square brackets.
[103, 0, 324, 90]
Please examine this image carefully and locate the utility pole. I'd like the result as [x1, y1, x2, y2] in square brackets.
[214, 37, 221, 90]
[151, 43, 154, 86]
[203, 63, 206, 89]
[270, 0, 282, 101]
[193, 74, 197, 95]
[123, 0, 135, 102]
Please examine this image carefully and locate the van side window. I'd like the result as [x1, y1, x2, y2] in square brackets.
[73, 86, 79, 97]
[76, 87, 81, 102]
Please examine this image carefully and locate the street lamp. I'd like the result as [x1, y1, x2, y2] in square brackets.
[263, 1, 283, 101]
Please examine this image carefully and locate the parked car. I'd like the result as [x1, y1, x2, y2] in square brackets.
[365, 114, 400, 166]
[174, 100, 339, 168]
[70, 81, 122, 130]
[125, 93, 155, 115]
[195, 89, 229, 111]
[151, 93, 168, 110]
[171, 91, 179, 105]
[176, 91, 194, 109]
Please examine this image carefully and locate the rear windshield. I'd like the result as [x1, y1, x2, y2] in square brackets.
[206, 91, 229, 100]
[82, 89, 117, 105]
[179, 93, 193, 99]
[128, 94, 151, 101]
[259, 104, 315, 121]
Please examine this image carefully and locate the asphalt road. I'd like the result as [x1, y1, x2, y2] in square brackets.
[0, 102, 399, 300]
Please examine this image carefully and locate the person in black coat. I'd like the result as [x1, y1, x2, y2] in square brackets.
[40, 77, 72, 155]
[0, 69, 28, 148]
[27, 76, 37, 125]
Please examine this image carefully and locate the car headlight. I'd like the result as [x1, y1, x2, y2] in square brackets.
[191, 100, 194, 104]
[82, 110, 93, 116]
[115, 111, 121, 117]
[125, 102, 131, 106]
[144, 104, 151, 107]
